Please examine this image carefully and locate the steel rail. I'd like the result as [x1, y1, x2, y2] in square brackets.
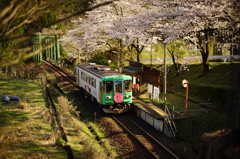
[112, 114, 180, 159]
[111, 115, 159, 159]
[43, 60, 78, 87]
[128, 117, 180, 159]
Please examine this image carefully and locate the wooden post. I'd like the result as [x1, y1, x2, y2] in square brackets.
[94, 112, 97, 123]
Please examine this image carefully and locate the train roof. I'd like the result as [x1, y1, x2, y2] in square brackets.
[77, 63, 129, 78]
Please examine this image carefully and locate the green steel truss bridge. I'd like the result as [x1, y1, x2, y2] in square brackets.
[32, 34, 60, 63]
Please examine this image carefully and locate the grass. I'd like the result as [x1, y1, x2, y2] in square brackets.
[160, 62, 239, 148]
[143, 62, 240, 148]
[56, 95, 117, 159]
[0, 76, 65, 159]
[0, 75, 118, 159]
[166, 62, 238, 109]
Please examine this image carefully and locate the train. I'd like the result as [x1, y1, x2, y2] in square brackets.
[76, 62, 133, 114]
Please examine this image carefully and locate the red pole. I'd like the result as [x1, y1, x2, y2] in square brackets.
[185, 84, 188, 116]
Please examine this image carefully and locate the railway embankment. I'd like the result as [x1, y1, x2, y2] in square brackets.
[0, 72, 117, 159]
[167, 63, 239, 113]
[0, 76, 66, 158]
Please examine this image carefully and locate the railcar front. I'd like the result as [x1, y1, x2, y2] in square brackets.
[101, 75, 132, 114]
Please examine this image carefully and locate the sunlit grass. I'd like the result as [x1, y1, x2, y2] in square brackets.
[0, 76, 44, 106]
[0, 76, 65, 159]
[57, 96, 117, 159]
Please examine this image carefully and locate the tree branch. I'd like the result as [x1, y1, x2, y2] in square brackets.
[1, 0, 30, 26]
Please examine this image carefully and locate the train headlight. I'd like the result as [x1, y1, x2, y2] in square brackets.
[106, 96, 112, 99]
[126, 95, 131, 98]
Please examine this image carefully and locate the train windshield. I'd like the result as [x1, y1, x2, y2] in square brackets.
[114, 80, 122, 93]
[105, 81, 113, 93]
[124, 80, 132, 92]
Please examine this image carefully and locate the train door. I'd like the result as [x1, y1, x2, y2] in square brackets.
[114, 80, 123, 93]
[99, 81, 102, 103]
[103, 81, 113, 104]
[76, 68, 79, 84]
[78, 69, 81, 85]
[114, 80, 123, 103]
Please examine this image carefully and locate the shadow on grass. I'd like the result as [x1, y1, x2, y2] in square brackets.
[7, 139, 65, 159]
[0, 108, 29, 127]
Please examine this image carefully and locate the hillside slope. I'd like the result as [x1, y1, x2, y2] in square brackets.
[167, 62, 240, 111]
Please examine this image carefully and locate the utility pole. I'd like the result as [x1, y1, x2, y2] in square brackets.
[117, 39, 122, 72]
[118, 39, 121, 72]
[150, 43, 153, 66]
[163, 42, 167, 102]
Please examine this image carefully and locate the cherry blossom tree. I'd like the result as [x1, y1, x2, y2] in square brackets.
[166, 40, 186, 75]
[62, 0, 165, 66]
[133, 0, 239, 73]
[162, 0, 236, 73]
[62, 0, 239, 73]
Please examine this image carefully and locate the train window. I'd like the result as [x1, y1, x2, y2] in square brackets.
[81, 71, 83, 79]
[105, 81, 113, 93]
[115, 80, 122, 93]
[93, 79, 96, 88]
[91, 77, 94, 86]
[90, 77, 92, 85]
[87, 75, 89, 83]
[124, 80, 132, 92]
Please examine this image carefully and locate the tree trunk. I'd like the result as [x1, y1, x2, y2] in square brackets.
[131, 39, 144, 63]
[172, 55, 179, 76]
[137, 52, 140, 62]
[203, 30, 210, 73]
[201, 51, 209, 73]
[127, 45, 135, 60]
[169, 51, 179, 76]
[132, 45, 143, 62]
[197, 30, 210, 73]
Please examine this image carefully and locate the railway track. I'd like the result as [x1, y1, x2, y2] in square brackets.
[43, 60, 189, 159]
[43, 60, 77, 86]
[112, 113, 180, 159]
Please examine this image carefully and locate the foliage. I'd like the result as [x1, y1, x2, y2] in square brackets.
[61, 0, 149, 64]
[63, 0, 94, 13]
[89, 52, 109, 66]
[36, 12, 62, 30]
[1, 0, 240, 71]
[166, 40, 187, 75]
[56, 95, 116, 158]
[0, 0, 94, 67]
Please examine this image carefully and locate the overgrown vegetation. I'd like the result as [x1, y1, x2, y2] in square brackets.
[0, 0, 94, 68]
[0, 71, 117, 158]
[0, 76, 65, 158]
[56, 96, 117, 159]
